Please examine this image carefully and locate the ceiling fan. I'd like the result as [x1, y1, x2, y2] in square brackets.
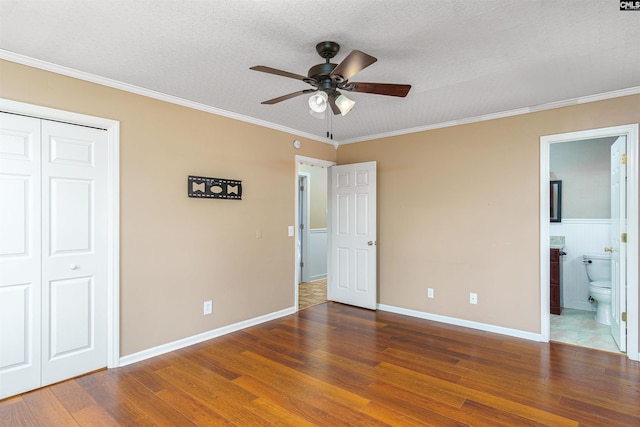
[250, 41, 411, 117]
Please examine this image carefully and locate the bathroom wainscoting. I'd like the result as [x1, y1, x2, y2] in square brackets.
[550, 218, 610, 311]
[307, 228, 327, 282]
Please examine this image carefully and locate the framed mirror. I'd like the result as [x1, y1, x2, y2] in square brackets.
[550, 180, 562, 222]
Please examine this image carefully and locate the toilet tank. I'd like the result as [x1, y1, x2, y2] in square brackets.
[583, 253, 611, 282]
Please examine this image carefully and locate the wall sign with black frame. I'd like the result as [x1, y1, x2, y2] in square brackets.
[188, 175, 242, 200]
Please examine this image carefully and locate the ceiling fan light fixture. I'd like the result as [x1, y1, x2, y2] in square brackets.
[309, 109, 325, 119]
[308, 91, 328, 113]
[335, 93, 356, 116]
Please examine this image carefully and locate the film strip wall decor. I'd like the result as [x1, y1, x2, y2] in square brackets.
[188, 175, 242, 200]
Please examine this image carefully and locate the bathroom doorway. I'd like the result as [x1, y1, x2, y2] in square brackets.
[540, 125, 639, 361]
[549, 137, 621, 353]
[294, 156, 334, 310]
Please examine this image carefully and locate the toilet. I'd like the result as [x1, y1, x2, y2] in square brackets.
[583, 253, 612, 325]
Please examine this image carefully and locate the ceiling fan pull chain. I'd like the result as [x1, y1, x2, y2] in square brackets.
[326, 107, 329, 138]
[330, 111, 333, 140]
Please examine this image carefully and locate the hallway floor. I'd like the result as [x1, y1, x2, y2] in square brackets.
[298, 279, 327, 310]
[551, 308, 623, 354]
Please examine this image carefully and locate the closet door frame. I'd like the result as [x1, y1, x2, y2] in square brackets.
[1, 98, 121, 368]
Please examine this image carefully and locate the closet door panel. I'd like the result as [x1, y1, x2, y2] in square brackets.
[0, 113, 42, 400]
[50, 178, 92, 254]
[40, 120, 108, 386]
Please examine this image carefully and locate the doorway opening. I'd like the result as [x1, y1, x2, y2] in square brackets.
[540, 124, 639, 361]
[549, 137, 622, 353]
[295, 156, 335, 311]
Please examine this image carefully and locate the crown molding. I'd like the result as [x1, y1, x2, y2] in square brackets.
[340, 86, 640, 145]
[0, 50, 333, 145]
[3, 50, 638, 148]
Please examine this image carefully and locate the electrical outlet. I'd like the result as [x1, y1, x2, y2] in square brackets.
[427, 288, 434, 299]
[203, 300, 212, 315]
[470, 293, 478, 305]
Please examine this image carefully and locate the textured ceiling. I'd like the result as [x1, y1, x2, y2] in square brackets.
[1, 0, 639, 144]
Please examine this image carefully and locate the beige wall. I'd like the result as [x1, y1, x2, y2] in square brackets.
[337, 94, 640, 334]
[0, 60, 336, 356]
[2, 58, 638, 355]
[298, 163, 327, 229]
[550, 137, 615, 219]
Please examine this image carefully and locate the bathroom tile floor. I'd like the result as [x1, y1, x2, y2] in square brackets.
[551, 308, 623, 354]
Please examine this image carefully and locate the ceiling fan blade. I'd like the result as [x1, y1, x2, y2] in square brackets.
[250, 66, 307, 81]
[348, 82, 411, 97]
[330, 50, 377, 81]
[261, 89, 316, 105]
[328, 95, 341, 115]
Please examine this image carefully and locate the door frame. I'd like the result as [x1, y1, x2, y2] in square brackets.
[294, 155, 335, 310]
[540, 124, 639, 361]
[298, 172, 310, 283]
[1, 98, 121, 368]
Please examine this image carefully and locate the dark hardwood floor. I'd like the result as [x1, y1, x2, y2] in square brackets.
[2, 302, 639, 426]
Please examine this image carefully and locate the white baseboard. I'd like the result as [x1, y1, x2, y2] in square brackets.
[309, 274, 327, 282]
[116, 302, 626, 368]
[377, 304, 543, 342]
[118, 306, 296, 367]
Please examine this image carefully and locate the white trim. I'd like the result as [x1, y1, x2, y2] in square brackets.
[627, 126, 640, 362]
[541, 124, 639, 361]
[540, 138, 551, 342]
[556, 218, 612, 225]
[105, 120, 120, 369]
[0, 50, 331, 145]
[298, 172, 311, 283]
[296, 155, 336, 168]
[342, 87, 640, 145]
[377, 304, 543, 342]
[0, 98, 121, 368]
[119, 306, 296, 367]
[5, 50, 637, 148]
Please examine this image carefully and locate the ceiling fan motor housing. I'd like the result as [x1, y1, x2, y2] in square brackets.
[308, 41, 345, 93]
[307, 63, 339, 91]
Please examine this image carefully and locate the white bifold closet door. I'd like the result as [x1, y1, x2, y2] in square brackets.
[0, 112, 108, 399]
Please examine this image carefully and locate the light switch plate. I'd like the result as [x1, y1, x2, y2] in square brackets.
[470, 293, 478, 304]
[288, 226, 294, 237]
[204, 300, 212, 315]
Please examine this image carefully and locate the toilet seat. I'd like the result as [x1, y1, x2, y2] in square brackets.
[590, 280, 611, 289]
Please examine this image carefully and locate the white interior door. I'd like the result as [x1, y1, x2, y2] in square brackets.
[610, 136, 627, 352]
[0, 113, 108, 398]
[0, 113, 42, 398]
[327, 161, 377, 310]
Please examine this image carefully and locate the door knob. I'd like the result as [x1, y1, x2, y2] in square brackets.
[368, 241, 376, 246]
[69, 264, 79, 270]
[604, 247, 613, 253]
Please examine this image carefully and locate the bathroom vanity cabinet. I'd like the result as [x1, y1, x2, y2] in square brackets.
[550, 249, 561, 315]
